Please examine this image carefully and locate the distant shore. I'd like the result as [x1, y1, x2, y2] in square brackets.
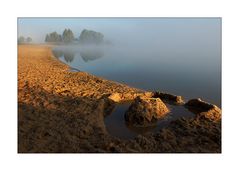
[18, 44, 221, 153]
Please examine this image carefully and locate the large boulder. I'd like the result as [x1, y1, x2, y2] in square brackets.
[125, 96, 169, 127]
[185, 98, 221, 122]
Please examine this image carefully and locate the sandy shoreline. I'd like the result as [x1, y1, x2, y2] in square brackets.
[18, 45, 221, 153]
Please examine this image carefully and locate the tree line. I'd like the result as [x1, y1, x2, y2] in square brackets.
[45, 29, 75, 43]
[45, 28, 104, 45]
[18, 36, 32, 44]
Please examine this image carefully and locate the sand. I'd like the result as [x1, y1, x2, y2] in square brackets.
[18, 45, 221, 153]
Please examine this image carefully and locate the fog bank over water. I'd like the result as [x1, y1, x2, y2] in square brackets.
[19, 18, 221, 106]
[18, 18, 220, 46]
[18, 18, 221, 69]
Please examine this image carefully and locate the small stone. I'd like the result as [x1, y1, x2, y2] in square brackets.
[142, 92, 154, 98]
[108, 93, 122, 102]
[153, 92, 184, 104]
[185, 98, 213, 110]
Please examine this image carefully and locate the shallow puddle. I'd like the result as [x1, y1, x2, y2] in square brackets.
[104, 102, 195, 139]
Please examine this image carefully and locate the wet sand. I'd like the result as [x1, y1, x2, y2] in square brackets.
[18, 45, 221, 153]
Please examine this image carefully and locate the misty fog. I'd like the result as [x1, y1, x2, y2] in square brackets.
[18, 18, 221, 106]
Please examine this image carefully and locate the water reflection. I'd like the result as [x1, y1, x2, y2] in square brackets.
[80, 48, 104, 62]
[52, 46, 104, 63]
[63, 51, 75, 63]
[52, 49, 63, 59]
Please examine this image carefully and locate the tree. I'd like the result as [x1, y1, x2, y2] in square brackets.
[79, 29, 104, 45]
[45, 34, 50, 42]
[62, 29, 74, 43]
[18, 36, 25, 44]
[26, 37, 32, 43]
[45, 32, 62, 43]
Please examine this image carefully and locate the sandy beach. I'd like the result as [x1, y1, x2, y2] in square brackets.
[18, 45, 221, 153]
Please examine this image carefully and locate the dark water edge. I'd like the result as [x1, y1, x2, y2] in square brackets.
[104, 102, 196, 139]
[52, 45, 221, 108]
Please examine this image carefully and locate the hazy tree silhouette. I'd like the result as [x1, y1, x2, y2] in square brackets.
[18, 36, 25, 44]
[52, 49, 63, 59]
[45, 32, 62, 43]
[45, 34, 50, 42]
[44, 28, 104, 45]
[79, 29, 104, 45]
[62, 29, 74, 43]
[26, 37, 32, 43]
[80, 48, 104, 62]
[63, 51, 75, 62]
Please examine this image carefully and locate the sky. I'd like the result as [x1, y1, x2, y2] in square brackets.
[18, 18, 221, 44]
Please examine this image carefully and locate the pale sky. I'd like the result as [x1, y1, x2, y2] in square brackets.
[18, 18, 221, 44]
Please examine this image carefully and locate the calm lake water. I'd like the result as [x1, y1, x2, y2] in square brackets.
[52, 41, 221, 107]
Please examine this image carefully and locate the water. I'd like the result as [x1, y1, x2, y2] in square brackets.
[52, 41, 221, 107]
[104, 102, 195, 139]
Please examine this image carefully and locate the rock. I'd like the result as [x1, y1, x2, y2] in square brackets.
[108, 93, 122, 102]
[200, 108, 221, 122]
[144, 92, 154, 97]
[185, 98, 214, 110]
[98, 98, 116, 116]
[185, 98, 221, 122]
[121, 92, 153, 102]
[153, 92, 184, 104]
[125, 96, 169, 127]
[122, 93, 133, 100]
[107, 92, 154, 103]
